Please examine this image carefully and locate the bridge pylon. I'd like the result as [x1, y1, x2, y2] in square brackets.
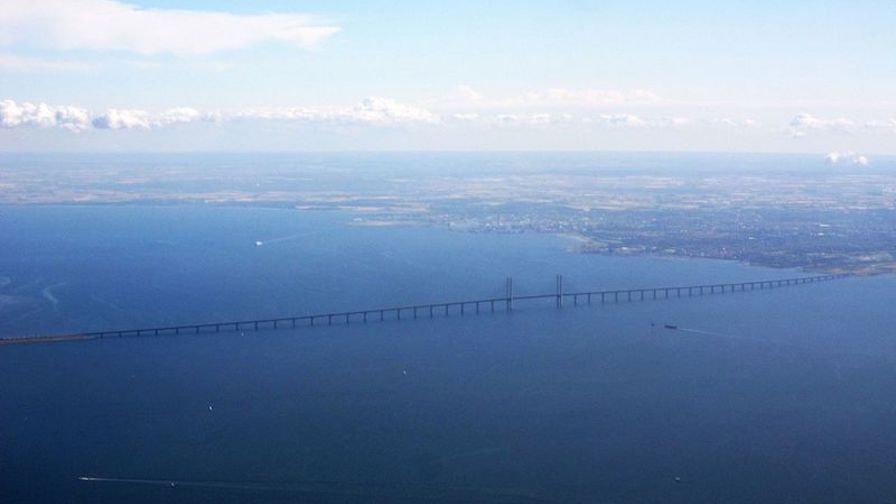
[556, 274, 563, 308]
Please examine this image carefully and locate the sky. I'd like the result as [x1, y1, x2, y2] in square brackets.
[0, 0, 894, 155]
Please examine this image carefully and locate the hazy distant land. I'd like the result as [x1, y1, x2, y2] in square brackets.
[2, 152, 895, 275]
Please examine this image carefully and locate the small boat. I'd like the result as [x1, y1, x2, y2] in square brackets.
[664, 324, 678, 330]
[255, 241, 264, 247]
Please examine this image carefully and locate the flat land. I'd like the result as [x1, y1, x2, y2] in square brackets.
[3, 153, 895, 274]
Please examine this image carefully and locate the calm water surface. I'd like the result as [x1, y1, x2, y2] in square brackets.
[1, 206, 895, 503]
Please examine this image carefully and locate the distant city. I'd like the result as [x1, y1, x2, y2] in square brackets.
[2, 153, 895, 275]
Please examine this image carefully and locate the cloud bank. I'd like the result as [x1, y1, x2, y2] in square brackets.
[0, 100, 90, 131]
[0, 0, 339, 56]
[4, 98, 890, 147]
[865, 119, 896, 133]
[91, 107, 207, 129]
[1, 98, 440, 131]
[825, 151, 870, 166]
[232, 97, 439, 126]
[789, 113, 854, 136]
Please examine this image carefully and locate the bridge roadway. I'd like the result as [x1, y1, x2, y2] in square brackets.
[0, 273, 848, 345]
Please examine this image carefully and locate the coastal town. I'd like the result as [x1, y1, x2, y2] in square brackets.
[2, 154, 895, 274]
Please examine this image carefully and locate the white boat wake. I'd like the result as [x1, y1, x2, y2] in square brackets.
[672, 327, 804, 349]
[41, 282, 66, 313]
[254, 234, 307, 247]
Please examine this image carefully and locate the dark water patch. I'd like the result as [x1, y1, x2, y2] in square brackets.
[2, 206, 896, 503]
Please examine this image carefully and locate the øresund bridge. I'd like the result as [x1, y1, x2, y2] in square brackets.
[0, 273, 849, 345]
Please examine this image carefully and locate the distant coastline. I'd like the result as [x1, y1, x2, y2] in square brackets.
[3, 152, 895, 276]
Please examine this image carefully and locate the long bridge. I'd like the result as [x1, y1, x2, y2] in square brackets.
[0, 273, 848, 345]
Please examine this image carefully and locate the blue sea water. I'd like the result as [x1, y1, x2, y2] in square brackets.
[2, 205, 896, 503]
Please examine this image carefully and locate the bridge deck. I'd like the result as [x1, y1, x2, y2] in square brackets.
[0, 274, 848, 345]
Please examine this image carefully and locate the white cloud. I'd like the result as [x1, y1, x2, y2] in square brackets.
[0, 99, 90, 131]
[9, 95, 889, 143]
[0, 98, 702, 133]
[91, 109, 150, 129]
[91, 107, 212, 129]
[155, 107, 203, 125]
[496, 113, 554, 126]
[341, 97, 439, 125]
[712, 117, 759, 128]
[231, 98, 439, 126]
[865, 119, 896, 133]
[449, 112, 584, 128]
[231, 107, 325, 122]
[54, 106, 92, 131]
[656, 116, 692, 128]
[598, 113, 647, 127]
[592, 114, 697, 129]
[0, 0, 339, 56]
[825, 151, 869, 166]
[1, 97, 439, 132]
[575, 113, 711, 130]
[789, 113, 854, 135]
[0, 101, 54, 128]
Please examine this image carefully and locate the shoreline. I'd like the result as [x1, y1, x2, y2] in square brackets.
[2, 201, 893, 277]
